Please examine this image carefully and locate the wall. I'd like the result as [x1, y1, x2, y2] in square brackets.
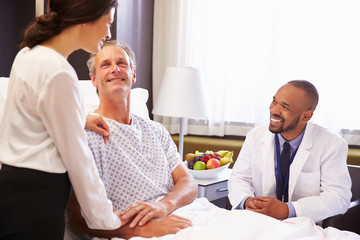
[0, 0, 35, 77]
[116, 0, 154, 115]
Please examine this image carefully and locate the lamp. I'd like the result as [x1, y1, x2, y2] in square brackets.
[152, 66, 207, 161]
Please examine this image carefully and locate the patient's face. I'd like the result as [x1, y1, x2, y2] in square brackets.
[93, 45, 135, 97]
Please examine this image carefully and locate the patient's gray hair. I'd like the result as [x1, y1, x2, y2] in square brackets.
[87, 40, 137, 74]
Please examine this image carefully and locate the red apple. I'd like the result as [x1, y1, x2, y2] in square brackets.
[206, 158, 220, 169]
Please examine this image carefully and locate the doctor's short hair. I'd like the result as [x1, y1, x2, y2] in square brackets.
[87, 40, 137, 75]
[287, 80, 319, 111]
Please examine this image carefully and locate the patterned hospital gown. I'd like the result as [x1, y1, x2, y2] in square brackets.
[86, 114, 181, 211]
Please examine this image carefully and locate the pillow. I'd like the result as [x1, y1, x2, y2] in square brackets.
[0, 78, 149, 121]
[130, 88, 150, 119]
[78, 80, 150, 119]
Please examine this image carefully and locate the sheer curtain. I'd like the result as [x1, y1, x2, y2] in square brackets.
[153, 0, 360, 145]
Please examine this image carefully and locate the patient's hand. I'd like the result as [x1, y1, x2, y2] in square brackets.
[135, 214, 192, 238]
[247, 196, 289, 220]
[85, 115, 110, 143]
[120, 201, 169, 228]
[113, 209, 130, 227]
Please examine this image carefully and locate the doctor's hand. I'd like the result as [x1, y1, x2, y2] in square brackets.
[85, 114, 110, 143]
[244, 197, 261, 210]
[120, 201, 170, 228]
[246, 196, 289, 220]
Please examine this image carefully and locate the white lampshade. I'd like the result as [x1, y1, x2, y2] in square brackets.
[153, 66, 208, 161]
[152, 66, 207, 118]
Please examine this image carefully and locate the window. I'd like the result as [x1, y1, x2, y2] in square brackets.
[153, 0, 360, 145]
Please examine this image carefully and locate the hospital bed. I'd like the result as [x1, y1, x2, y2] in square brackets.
[1, 78, 359, 240]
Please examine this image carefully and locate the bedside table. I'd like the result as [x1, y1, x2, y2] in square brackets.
[195, 168, 232, 208]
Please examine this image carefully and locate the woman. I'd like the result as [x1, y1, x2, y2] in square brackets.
[0, 0, 122, 239]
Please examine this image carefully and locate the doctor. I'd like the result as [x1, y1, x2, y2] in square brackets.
[228, 80, 352, 223]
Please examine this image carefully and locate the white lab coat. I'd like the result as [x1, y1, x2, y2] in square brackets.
[228, 122, 352, 223]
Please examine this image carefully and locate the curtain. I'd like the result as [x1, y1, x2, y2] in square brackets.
[153, 0, 360, 145]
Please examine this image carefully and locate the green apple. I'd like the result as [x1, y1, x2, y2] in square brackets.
[193, 161, 206, 170]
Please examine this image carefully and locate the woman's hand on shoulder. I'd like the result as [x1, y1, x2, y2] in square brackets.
[85, 114, 110, 143]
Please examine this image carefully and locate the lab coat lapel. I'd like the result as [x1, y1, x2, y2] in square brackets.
[288, 122, 313, 201]
[261, 129, 277, 197]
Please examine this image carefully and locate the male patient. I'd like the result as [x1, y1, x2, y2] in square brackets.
[67, 40, 198, 239]
[228, 80, 352, 223]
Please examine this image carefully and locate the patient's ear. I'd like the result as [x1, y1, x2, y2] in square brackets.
[89, 73, 97, 87]
[132, 69, 136, 85]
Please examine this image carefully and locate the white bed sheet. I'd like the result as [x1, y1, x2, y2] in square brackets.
[96, 198, 359, 240]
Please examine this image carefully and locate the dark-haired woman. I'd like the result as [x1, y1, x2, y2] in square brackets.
[0, 0, 122, 239]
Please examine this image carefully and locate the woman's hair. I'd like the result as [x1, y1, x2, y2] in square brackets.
[19, 0, 118, 49]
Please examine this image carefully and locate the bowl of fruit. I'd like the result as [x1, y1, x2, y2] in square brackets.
[185, 150, 233, 180]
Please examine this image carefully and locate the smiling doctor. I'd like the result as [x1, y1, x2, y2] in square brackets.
[228, 80, 352, 223]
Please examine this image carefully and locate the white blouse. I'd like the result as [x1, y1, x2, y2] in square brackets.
[0, 46, 121, 230]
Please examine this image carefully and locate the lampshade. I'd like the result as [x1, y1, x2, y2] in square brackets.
[152, 66, 207, 118]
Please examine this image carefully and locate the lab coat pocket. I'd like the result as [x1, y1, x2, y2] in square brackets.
[295, 171, 321, 197]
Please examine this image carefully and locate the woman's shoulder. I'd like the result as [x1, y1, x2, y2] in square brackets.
[34, 46, 74, 72]
[15, 46, 74, 79]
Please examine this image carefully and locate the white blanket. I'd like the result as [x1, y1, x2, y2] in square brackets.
[93, 198, 359, 240]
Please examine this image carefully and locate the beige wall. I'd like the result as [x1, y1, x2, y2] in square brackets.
[116, 0, 154, 116]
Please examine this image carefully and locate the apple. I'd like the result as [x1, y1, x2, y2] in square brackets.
[193, 161, 206, 170]
[206, 158, 220, 169]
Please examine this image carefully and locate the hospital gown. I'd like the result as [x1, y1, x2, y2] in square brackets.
[86, 114, 181, 211]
